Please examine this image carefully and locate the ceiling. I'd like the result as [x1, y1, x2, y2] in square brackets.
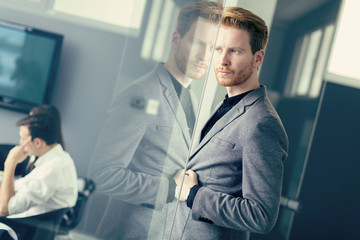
[274, 0, 335, 22]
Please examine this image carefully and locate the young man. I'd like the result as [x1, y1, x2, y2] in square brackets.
[87, 2, 222, 239]
[0, 113, 77, 218]
[172, 7, 289, 240]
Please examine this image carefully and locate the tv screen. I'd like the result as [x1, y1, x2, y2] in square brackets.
[0, 20, 63, 113]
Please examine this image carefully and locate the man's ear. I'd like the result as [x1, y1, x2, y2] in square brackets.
[254, 49, 265, 70]
[33, 138, 43, 148]
[171, 31, 181, 50]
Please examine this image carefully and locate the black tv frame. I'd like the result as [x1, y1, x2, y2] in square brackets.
[0, 19, 63, 113]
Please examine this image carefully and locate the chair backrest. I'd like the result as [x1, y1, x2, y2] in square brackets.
[0, 144, 29, 176]
[58, 178, 95, 234]
[0, 207, 70, 240]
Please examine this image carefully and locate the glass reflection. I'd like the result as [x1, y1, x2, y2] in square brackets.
[87, 2, 223, 239]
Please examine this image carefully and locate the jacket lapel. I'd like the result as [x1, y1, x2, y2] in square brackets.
[189, 86, 267, 159]
[155, 63, 192, 147]
[189, 101, 246, 158]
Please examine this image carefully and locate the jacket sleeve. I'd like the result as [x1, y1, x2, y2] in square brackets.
[87, 83, 171, 209]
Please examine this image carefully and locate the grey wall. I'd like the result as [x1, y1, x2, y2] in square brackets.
[0, 7, 127, 179]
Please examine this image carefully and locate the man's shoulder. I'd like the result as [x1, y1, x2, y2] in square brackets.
[38, 145, 73, 166]
[111, 64, 172, 108]
[121, 64, 169, 92]
[134, 63, 170, 87]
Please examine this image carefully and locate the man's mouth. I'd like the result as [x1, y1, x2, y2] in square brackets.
[216, 68, 232, 77]
[195, 65, 204, 69]
[193, 63, 207, 70]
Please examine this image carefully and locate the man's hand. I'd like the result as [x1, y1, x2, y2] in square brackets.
[174, 169, 199, 201]
[5, 137, 31, 167]
[0, 137, 30, 217]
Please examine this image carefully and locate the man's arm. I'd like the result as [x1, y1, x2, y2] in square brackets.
[88, 84, 177, 209]
[177, 117, 288, 233]
[0, 144, 28, 216]
[0, 162, 16, 216]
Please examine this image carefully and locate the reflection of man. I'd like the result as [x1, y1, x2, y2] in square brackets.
[88, 2, 222, 239]
[172, 7, 289, 240]
[0, 113, 77, 218]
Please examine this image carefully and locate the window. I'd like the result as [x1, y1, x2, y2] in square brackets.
[52, 0, 146, 30]
[285, 23, 335, 98]
[141, 0, 177, 62]
[327, 0, 360, 82]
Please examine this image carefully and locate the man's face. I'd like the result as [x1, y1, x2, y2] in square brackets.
[173, 18, 219, 80]
[213, 27, 263, 87]
[19, 125, 35, 156]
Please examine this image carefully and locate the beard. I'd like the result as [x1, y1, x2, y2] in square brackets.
[184, 61, 208, 80]
[174, 49, 208, 80]
[215, 60, 255, 87]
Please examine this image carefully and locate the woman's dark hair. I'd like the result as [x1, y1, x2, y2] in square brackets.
[29, 105, 65, 148]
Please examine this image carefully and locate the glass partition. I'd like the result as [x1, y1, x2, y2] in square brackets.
[87, 1, 224, 239]
[86, 0, 335, 239]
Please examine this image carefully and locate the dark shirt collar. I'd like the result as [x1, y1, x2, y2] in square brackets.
[200, 89, 254, 142]
[222, 90, 253, 108]
[169, 71, 190, 97]
[167, 69, 195, 135]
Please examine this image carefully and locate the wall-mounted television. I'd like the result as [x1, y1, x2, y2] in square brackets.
[0, 20, 63, 113]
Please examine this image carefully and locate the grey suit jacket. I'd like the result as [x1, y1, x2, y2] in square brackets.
[170, 86, 288, 240]
[88, 63, 194, 239]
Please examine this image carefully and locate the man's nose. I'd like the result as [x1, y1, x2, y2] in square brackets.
[219, 52, 230, 66]
[196, 46, 213, 62]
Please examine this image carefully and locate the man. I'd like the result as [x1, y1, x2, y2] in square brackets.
[87, 2, 222, 239]
[0, 113, 77, 218]
[172, 6, 289, 240]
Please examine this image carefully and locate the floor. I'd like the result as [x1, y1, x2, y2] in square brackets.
[55, 230, 100, 240]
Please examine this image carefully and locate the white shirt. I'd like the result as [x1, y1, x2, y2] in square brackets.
[7, 144, 78, 218]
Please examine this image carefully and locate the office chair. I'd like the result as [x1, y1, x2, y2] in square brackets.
[58, 177, 96, 235]
[0, 207, 70, 240]
[0, 144, 29, 176]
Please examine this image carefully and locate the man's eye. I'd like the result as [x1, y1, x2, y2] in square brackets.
[231, 49, 239, 54]
[215, 47, 222, 52]
[193, 40, 202, 46]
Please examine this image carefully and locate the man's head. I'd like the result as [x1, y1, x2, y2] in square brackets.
[213, 7, 268, 95]
[16, 113, 60, 157]
[167, 1, 223, 83]
[30, 104, 65, 147]
[221, 7, 268, 54]
[175, 1, 223, 38]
